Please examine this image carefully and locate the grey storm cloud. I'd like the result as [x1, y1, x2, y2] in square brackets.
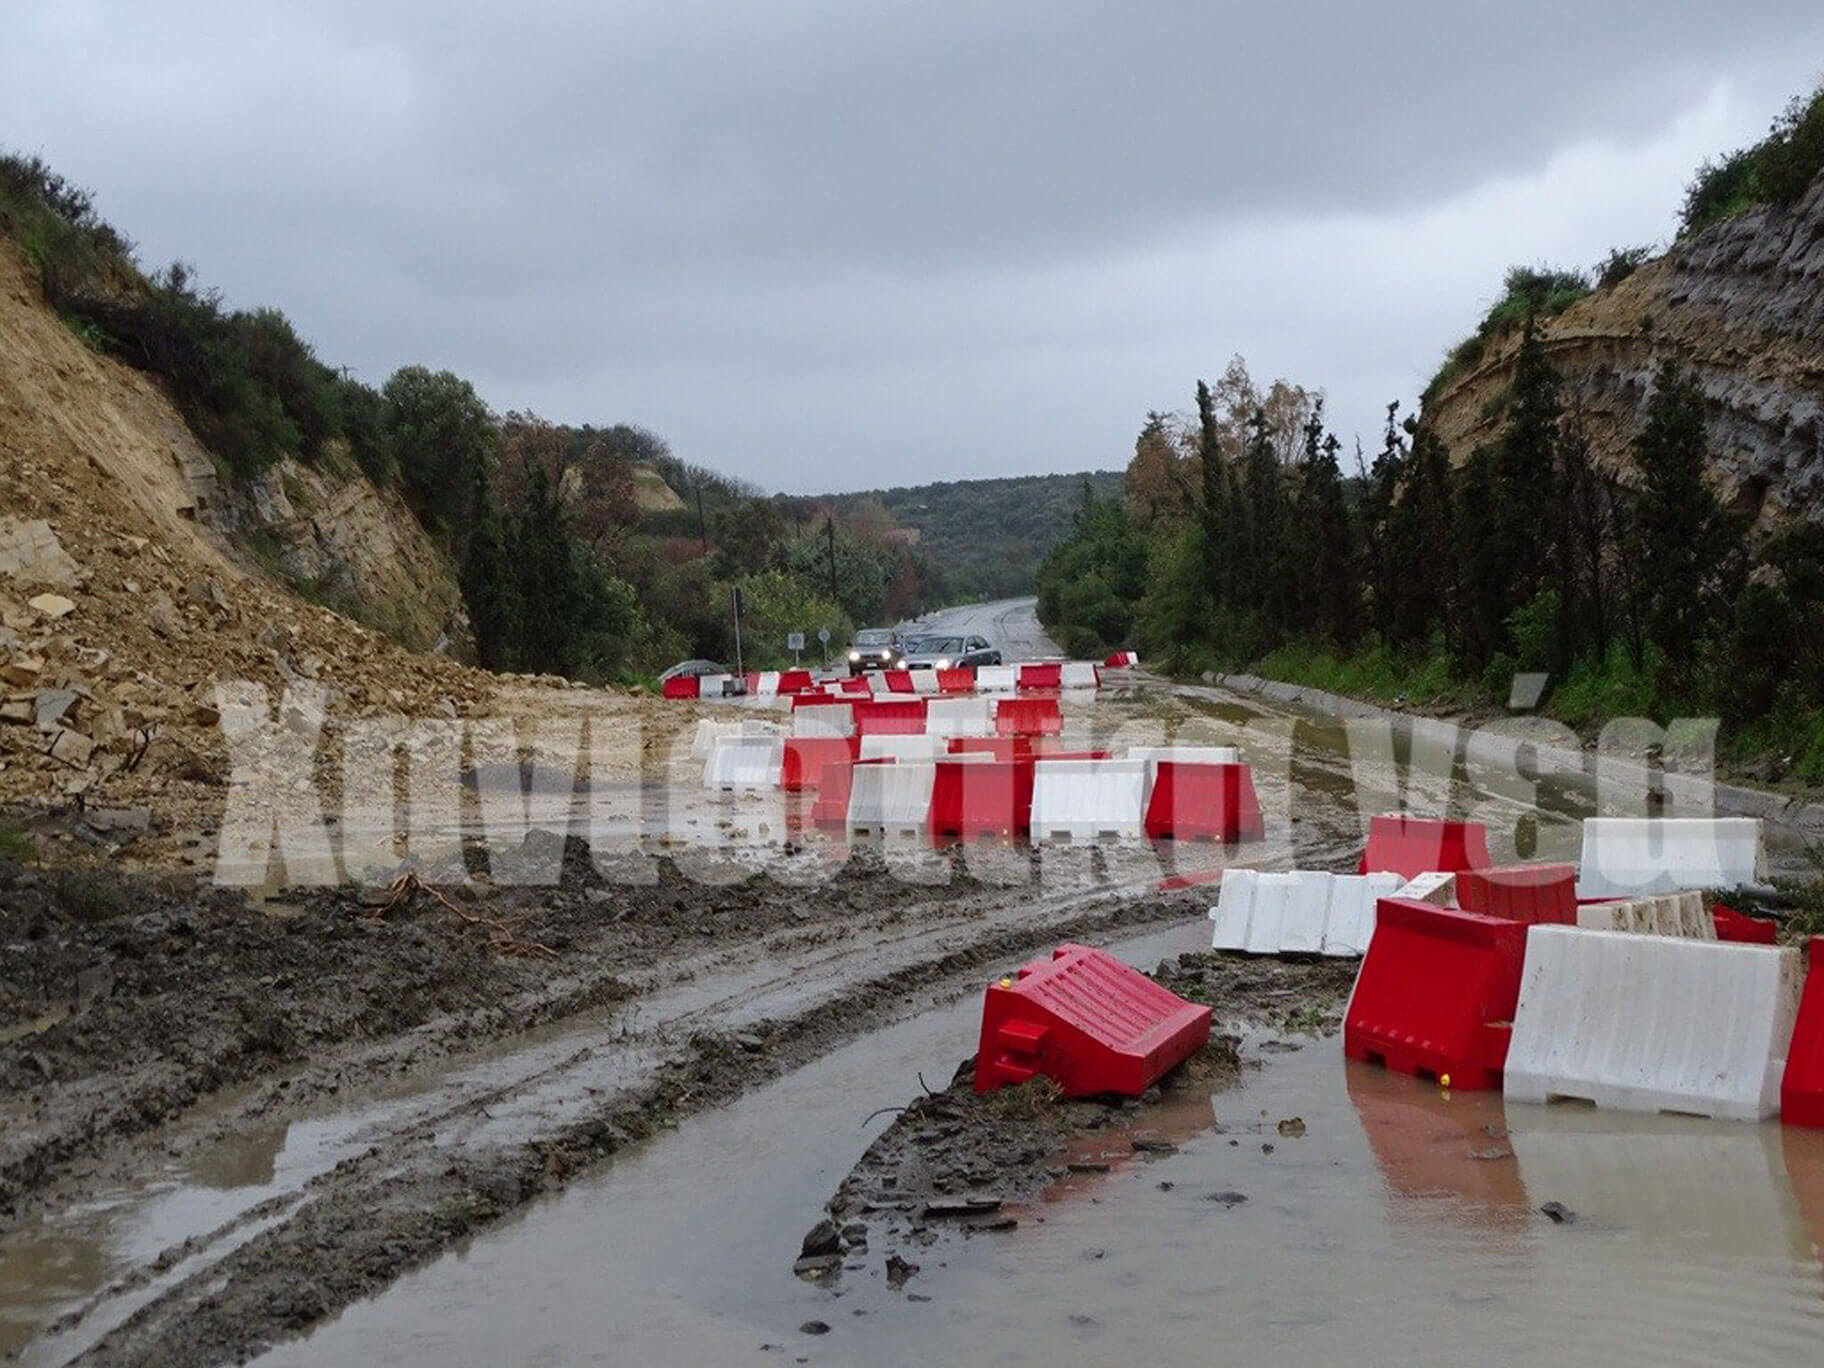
[7, 1, 1824, 489]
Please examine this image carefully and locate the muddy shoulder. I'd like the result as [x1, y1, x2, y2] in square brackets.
[796, 953, 1359, 1287]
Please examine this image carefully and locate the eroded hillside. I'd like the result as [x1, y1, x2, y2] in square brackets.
[1423, 173, 1824, 532]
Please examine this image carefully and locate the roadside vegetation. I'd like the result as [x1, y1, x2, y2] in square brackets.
[0, 150, 949, 681]
[1038, 90, 1824, 785]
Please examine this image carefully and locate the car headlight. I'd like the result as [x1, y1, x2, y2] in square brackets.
[848, 650, 859, 661]
[936, 658, 950, 670]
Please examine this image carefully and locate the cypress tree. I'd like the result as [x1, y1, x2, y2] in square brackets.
[460, 458, 511, 669]
[1195, 380, 1228, 614]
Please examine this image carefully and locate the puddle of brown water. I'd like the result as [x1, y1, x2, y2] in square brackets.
[253, 926, 1824, 1368]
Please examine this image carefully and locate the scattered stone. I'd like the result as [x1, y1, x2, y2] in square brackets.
[733, 1032, 766, 1053]
[2, 654, 45, 686]
[922, 1198, 1002, 1219]
[1066, 1161, 1111, 1174]
[0, 697, 32, 725]
[800, 1219, 843, 1259]
[34, 688, 80, 730]
[1129, 1137, 1176, 1155]
[45, 728, 96, 768]
[84, 807, 152, 835]
[28, 593, 76, 620]
[1276, 1116, 1306, 1138]
[1471, 1146, 1514, 1161]
[0, 518, 80, 587]
[1539, 1201, 1577, 1225]
[798, 1321, 830, 1336]
[1206, 1190, 1249, 1207]
[75, 962, 115, 1010]
[791, 1255, 841, 1281]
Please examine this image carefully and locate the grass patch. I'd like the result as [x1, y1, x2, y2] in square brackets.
[1250, 639, 1473, 710]
[0, 819, 34, 862]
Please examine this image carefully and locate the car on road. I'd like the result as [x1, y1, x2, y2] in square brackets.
[895, 634, 1000, 670]
[659, 658, 727, 682]
[846, 627, 900, 674]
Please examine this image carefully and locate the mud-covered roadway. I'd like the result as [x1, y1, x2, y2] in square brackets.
[0, 823, 1221, 1366]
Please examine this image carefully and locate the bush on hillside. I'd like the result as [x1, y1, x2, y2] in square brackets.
[1682, 85, 1824, 235]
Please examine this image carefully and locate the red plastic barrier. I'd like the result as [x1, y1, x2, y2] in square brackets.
[1714, 904, 1780, 944]
[883, 669, 916, 693]
[1343, 898, 1527, 1091]
[1455, 863, 1577, 925]
[1358, 816, 1491, 880]
[974, 943, 1211, 1097]
[1026, 743, 1112, 760]
[777, 669, 815, 695]
[789, 690, 843, 710]
[781, 736, 858, 793]
[1782, 939, 1824, 1129]
[1018, 662, 1062, 692]
[930, 759, 1033, 841]
[839, 675, 872, 695]
[660, 675, 700, 700]
[810, 756, 888, 827]
[853, 697, 928, 735]
[936, 667, 976, 694]
[995, 696, 1062, 737]
[1104, 651, 1138, 668]
[1143, 761, 1264, 843]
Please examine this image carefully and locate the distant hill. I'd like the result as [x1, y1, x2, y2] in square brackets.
[818, 471, 1123, 600]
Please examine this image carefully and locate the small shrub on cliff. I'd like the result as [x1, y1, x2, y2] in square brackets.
[1682, 85, 1824, 234]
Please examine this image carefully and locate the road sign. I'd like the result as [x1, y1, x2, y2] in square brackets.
[817, 627, 831, 644]
[787, 632, 805, 652]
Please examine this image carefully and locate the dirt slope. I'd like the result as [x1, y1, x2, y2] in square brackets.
[1422, 173, 1824, 533]
[0, 236, 668, 862]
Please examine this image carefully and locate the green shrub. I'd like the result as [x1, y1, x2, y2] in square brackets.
[1681, 85, 1824, 235]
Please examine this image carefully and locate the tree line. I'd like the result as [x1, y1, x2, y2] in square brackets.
[0, 150, 947, 682]
[1038, 336, 1824, 780]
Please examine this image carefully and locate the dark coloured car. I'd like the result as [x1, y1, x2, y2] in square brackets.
[846, 627, 899, 675]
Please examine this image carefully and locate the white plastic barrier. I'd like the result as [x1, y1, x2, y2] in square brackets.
[1576, 818, 1766, 899]
[908, 669, 941, 695]
[750, 671, 781, 698]
[1504, 927, 1801, 1122]
[1209, 870, 1401, 956]
[1394, 871, 1456, 906]
[702, 734, 784, 790]
[974, 665, 1019, 693]
[696, 673, 733, 698]
[1028, 758, 1148, 841]
[691, 718, 779, 759]
[1060, 661, 1100, 690]
[846, 761, 937, 840]
[1575, 891, 1716, 939]
[925, 696, 995, 738]
[859, 733, 946, 762]
[790, 704, 855, 738]
[865, 670, 891, 693]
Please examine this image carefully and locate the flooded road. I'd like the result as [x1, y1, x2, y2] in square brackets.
[4, 670, 1819, 1365]
[258, 934, 1824, 1368]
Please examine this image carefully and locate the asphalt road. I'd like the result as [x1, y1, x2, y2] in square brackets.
[896, 595, 1063, 663]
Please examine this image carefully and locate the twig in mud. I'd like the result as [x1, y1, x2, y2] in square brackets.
[916, 1071, 942, 1098]
[860, 1105, 910, 1128]
[369, 872, 559, 959]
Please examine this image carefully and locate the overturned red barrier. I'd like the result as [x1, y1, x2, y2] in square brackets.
[661, 675, 700, 700]
[936, 667, 976, 694]
[1455, 863, 1577, 925]
[1782, 938, 1824, 1129]
[995, 696, 1062, 737]
[782, 736, 858, 793]
[839, 675, 872, 695]
[975, 943, 1211, 1097]
[930, 758, 1033, 841]
[853, 697, 928, 735]
[1714, 904, 1781, 945]
[1358, 816, 1491, 880]
[777, 669, 815, 695]
[1018, 662, 1062, 692]
[1143, 761, 1263, 843]
[1343, 898, 1527, 1091]
[1104, 651, 1139, 668]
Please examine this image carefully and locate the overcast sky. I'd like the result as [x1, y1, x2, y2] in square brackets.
[6, 3, 1823, 493]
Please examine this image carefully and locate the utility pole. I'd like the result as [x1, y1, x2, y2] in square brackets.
[696, 486, 709, 555]
[825, 517, 839, 606]
[731, 585, 745, 677]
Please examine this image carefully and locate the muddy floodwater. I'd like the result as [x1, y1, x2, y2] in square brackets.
[258, 923, 1824, 1368]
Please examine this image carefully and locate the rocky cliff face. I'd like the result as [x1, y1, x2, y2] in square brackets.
[1422, 173, 1824, 534]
